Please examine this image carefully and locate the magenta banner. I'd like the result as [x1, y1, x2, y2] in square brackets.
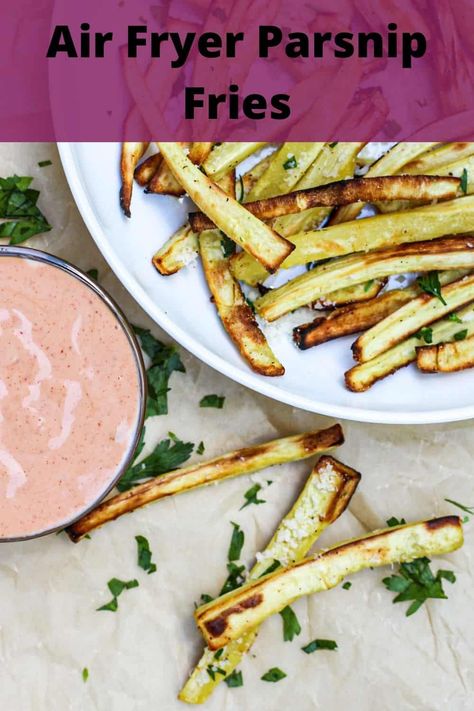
[2, 0, 474, 140]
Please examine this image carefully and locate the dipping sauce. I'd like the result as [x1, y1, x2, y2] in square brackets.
[0, 253, 143, 539]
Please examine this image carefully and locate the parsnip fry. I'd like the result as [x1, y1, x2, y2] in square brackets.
[231, 196, 474, 286]
[329, 142, 439, 225]
[66, 424, 344, 542]
[157, 143, 294, 273]
[256, 237, 474, 322]
[188, 176, 460, 232]
[196, 516, 463, 650]
[294, 271, 467, 349]
[148, 142, 192, 196]
[179, 456, 360, 704]
[246, 143, 325, 201]
[152, 224, 198, 276]
[134, 152, 162, 187]
[188, 142, 214, 165]
[199, 230, 284, 376]
[345, 301, 474, 391]
[203, 143, 268, 181]
[404, 142, 474, 174]
[353, 274, 474, 362]
[241, 155, 274, 198]
[120, 141, 149, 217]
[315, 278, 386, 309]
[417, 335, 474, 373]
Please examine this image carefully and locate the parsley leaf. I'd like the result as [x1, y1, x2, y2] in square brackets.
[342, 582, 352, 590]
[134, 326, 185, 417]
[228, 521, 244, 561]
[206, 665, 226, 681]
[283, 156, 297, 170]
[135, 535, 157, 574]
[38, 160, 52, 168]
[199, 593, 214, 604]
[416, 272, 447, 305]
[221, 233, 236, 258]
[448, 312, 462, 323]
[240, 483, 266, 509]
[329, 142, 339, 148]
[200, 394, 225, 409]
[302, 639, 338, 653]
[382, 557, 456, 616]
[0, 175, 51, 244]
[219, 522, 246, 595]
[197, 441, 205, 455]
[82, 668, 89, 682]
[415, 327, 433, 344]
[261, 667, 286, 682]
[86, 268, 99, 281]
[386, 516, 407, 527]
[364, 279, 375, 292]
[97, 578, 139, 612]
[225, 669, 243, 688]
[460, 168, 468, 194]
[454, 329, 468, 341]
[117, 436, 194, 491]
[279, 605, 302, 641]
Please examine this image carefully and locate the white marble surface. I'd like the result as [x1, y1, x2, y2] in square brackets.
[0, 144, 473, 711]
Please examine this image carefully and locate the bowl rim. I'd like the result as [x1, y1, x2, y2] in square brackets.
[0, 245, 147, 542]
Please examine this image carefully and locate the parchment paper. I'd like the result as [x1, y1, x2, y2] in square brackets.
[0, 144, 473, 711]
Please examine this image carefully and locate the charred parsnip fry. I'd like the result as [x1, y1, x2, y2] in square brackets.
[153, 225, 198, 276]
[403, 142, 474, 174]
[188, 142, 214, 165]
[157, 143, 294, 272]
[231, 196, 474, 286]
[345, 301, 474, 391]
[255, 237, 474, 322]
[189, 176, 460, 232]
[329, 142, 439, 225]
[353, 274, 474, 362]
[66, 425, 344, 542]
[134, 152, 162, 187]
[417, 334, 474, 373]
[196, 516, 463, 650]
[120, 141, 149, 217]
[203, 143, 268, 181]
[199, 230, 284, 376]
[246, 143, 325, 201]
[179, 456, 360, 704]
[294, 271, 467, 349]
[148, 142, 192, 196]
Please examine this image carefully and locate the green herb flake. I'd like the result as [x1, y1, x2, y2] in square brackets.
[416, 272, 447, 306]
[364, 279, 375, 292]
[197, 441, 205, 455]
[382, 557, 456, 616]
[225, 669, 243, 688]
[240, 483, 266, 509]
[329, 142, 338, 148]
[283, 156, 297, 170]
[86, 268, 99, 281]
[415, 327, 433, 344]
[221, 233, 236, 258]
[219, 522, 246, 595]
[206, 665, 226, 681]
[0, 175, 52, 244]
[448, 312, 462, 323]
[97, 578, 139, 612]
[279, 605, 302, 641]
[133, 326, 185, 417]
[244, 295, 256, 313]
[454, 329, 468, 341]
[342, 582, 352, 590]
[228, 522, 244, 561]
[199, 593, 214, 604]
[135, 535, 157, 574]
[38, 160, 52, 168]
[460, 168, 468, 194]
[82, 667, 89, 682]
[302, 639, 338, 654]
[444, 498, 474, 516]
[259, 559, 281, 577]
[386, 516, 407, 528]
[261, 667, 287, 682]
[200, 394, 225, 409]
[117, 435, 193, 492]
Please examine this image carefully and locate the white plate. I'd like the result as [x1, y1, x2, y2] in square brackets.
[58, 142, 474, 425]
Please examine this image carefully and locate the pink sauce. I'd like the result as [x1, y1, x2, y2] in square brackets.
[0, 256, 141, 538]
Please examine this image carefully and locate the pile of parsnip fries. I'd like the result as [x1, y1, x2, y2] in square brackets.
[121, 141, 474, 389]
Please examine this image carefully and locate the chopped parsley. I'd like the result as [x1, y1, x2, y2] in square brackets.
[38, 160, 52, 167]
[199, 593, 214, 604]
[279, 605, 302, 641]
[221, 233, 236, 258]
[97, 578, 139, 611]
[329, 142, 338, 148]
[244, 295, 256, 313]
[0, 175, 51, 244]
[82, 667, 89, 682]
[261, 667, 286, 682]
[283, 155, 297, 170]
[415, 327, 433, 344]
[206, 664, 226, 681]
[225, 669, 243, 688]
[364, 279, 375, 292]
[220, 522, 246, 595]
[302, 639, 338, 653]
[86, 268, 99, 281]
[228, 521, 244, 561]
[259, 559, 281, 577]
[448, 312, 462, 323]
[135, 535, 157, 574]
[454, 329, 468, 341]
[200, 394, 225, 409]
[386, 516, 407, 527]
[117, 434, 193, 491]
[134, 326, 185, 417]
[460, 168, 468, 194]
[416, 272, 447, 305]
[382, 557, 456, 616]
[240, 483, 266, 509]
[342, 581, 352, 590]
[197, 441, 205, 455]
